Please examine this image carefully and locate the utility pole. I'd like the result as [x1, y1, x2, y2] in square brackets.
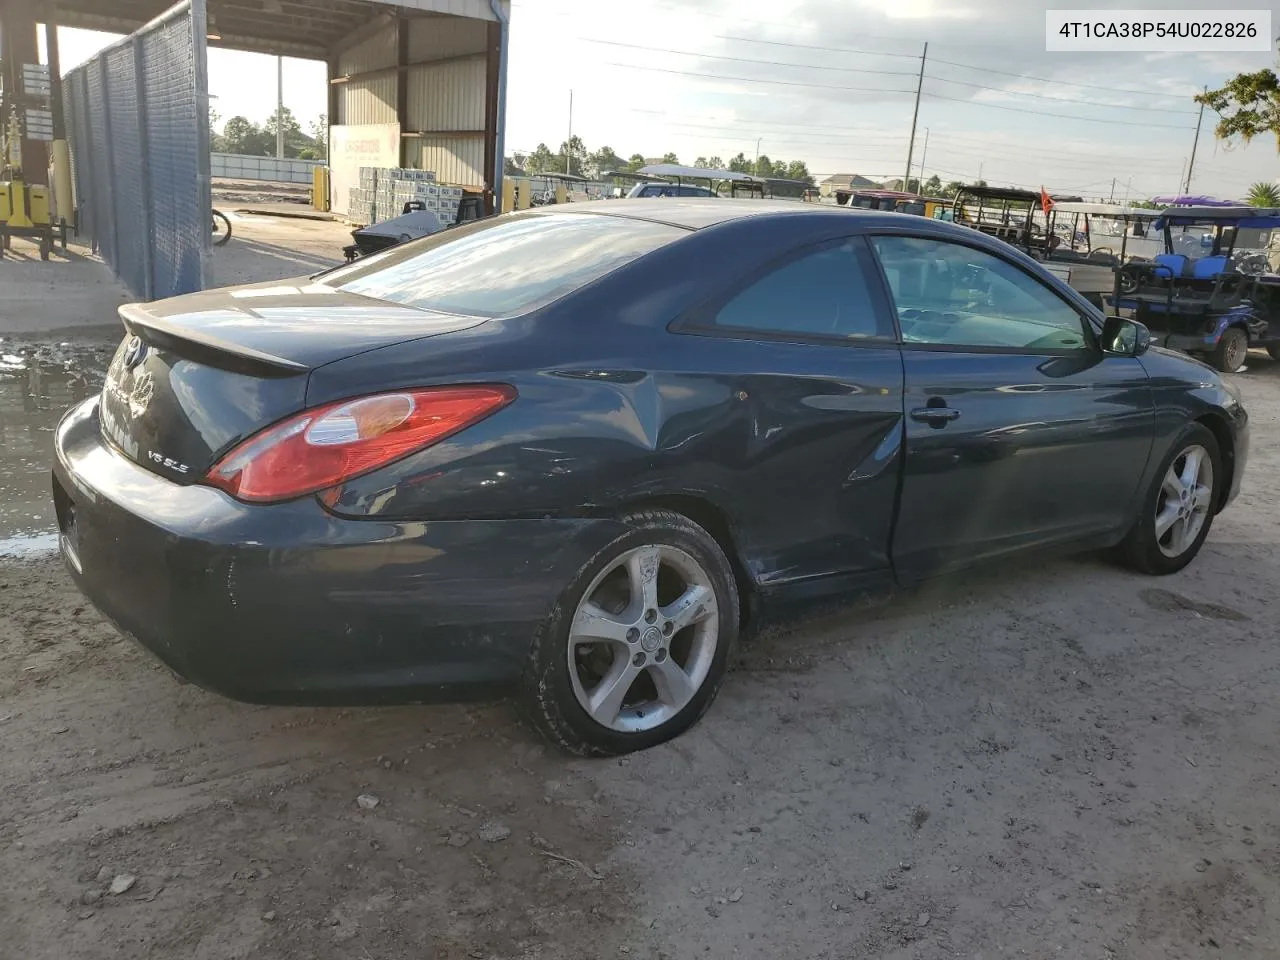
[1109, 178, 1116, 202]
[276, 55, 284, 159]
[916, 127, 929, 190]
[566, 89, 573, 175]
[1184, 87, 1206, 194]
[902, 42, 928, 191]
[755, 137, 762, 170]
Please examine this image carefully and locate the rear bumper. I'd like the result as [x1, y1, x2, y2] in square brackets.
[52, 397, 626, 705]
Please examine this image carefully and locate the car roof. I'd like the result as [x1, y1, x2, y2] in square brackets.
[533, 198, 879, 230]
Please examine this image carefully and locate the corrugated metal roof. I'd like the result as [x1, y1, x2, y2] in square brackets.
[54, 1, 508, 60]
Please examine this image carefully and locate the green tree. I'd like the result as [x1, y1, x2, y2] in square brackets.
[727, 152, 752, 173]
[753, 154, 772, 177]
[589, 145, 624, 177]
[209, 107, 226, 151]
[625, 153, 647, 172]
[706, 156, 724, 171]
[308, 113, 328, 161]
[661, 151, 679, 164]
[1197, 68, 1280, 148]
[221, 115, 271, 156]
[784, 160, 813, 184]
[923, 174, 943, 195]
[694, 156, 709, 168]
[526, 143, 557, 175]
[265, 107, 313, 158]
[1246, 181, 1280, 206]
[941, 179, 964, 198]
[557, 134, 588, 176]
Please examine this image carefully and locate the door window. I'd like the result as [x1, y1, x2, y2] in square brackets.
[871, 235, 1089, 351]
[709, 239, 892, 341]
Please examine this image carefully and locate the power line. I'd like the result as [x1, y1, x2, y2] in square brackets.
[715, 34, 921, 60]
[922, 92, 1196, 130]
[719, 33, 1193, 101]
[583, 38, 918, 80]
[602, 61, 917, 96]
[926, 75, 1196, 114]
[927, 54, 1188, 100]
[587, 37, 1196, 115]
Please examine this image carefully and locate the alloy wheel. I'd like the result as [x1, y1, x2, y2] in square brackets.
[1154, 444, 1214, 559]
[567, 544, 719, 733]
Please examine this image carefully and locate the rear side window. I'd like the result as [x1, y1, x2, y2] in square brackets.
[709, 239, 891, 341]
[324, 212, 686, 317]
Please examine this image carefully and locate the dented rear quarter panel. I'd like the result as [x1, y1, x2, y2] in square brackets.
[314, 213, 908, 589]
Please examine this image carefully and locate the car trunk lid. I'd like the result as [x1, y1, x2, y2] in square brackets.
[99, 279, 488, 483]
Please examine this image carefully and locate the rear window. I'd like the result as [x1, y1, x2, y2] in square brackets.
[322, 212, 687, 317]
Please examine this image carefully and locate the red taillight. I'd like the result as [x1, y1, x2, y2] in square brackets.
[206, 384, 516, 503]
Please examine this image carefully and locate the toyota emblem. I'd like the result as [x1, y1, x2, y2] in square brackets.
[123, 336, 147, 370]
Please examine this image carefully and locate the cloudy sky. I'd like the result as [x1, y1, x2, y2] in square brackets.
[57, 0, 1278, 200]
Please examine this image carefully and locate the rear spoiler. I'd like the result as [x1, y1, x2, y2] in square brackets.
[119, 303, 308, 378]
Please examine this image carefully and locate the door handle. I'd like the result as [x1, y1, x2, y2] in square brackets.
[910, 406, 961, 425]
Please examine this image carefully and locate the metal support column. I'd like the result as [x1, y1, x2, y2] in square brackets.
[97, 56, 121, 271]
[396, 16, 410, 168]
[132, 38, 156, 300]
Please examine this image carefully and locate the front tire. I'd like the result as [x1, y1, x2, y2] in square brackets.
[1117, 423, 1221, 575]
[521, 509, 740, 756]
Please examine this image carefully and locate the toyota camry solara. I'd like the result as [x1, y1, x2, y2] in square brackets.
[53, 200, 1249, 755]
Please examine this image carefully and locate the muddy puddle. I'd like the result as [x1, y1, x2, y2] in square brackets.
[0, 337, 115, 557]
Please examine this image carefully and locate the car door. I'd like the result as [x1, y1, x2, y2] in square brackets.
[867, 232, 1155, 579]
[675, 236, 905, 593]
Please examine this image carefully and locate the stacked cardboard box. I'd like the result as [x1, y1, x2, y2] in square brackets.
[349, 167, 467, 224]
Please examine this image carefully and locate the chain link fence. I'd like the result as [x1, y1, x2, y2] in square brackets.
[63, 0, 211, 301]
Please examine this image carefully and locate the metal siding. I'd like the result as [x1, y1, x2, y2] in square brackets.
[383, 0, 505, 20]
[414, 137, 485, 188]
[406, 15, 488, 60]
[338, 23, 399, 74]
[406, 57, 485, 132]
[339, 75, 398, 125]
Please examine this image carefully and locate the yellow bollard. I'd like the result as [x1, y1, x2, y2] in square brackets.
[555, 183, 567, 205]
[516, 179, 532, 210]
[312, 166, 330, 211]
[50, 140, 73, 224]
[502, 178, 516, 213]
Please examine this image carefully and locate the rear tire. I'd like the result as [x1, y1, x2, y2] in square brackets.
[1116, 423, 1221, 576]
[520, 509, 740, 756]
[1210, 326, 1248, 373]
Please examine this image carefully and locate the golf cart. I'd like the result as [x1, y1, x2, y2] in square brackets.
[1106, 205, 1280, 371]
[1046, 202, 1167, 307]
[950, 186, 1123, 305]
[837, 188, 918, 210]
[632, 163, 757, 198]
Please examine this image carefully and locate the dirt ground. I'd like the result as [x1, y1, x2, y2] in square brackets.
[3, 217, 1280, 959]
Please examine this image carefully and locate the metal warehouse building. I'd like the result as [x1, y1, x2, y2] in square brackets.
[52, 0, 511, 216]
[0, 0, 509, 298]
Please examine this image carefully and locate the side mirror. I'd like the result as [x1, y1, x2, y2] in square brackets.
[1101, 316, 1151, 357]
